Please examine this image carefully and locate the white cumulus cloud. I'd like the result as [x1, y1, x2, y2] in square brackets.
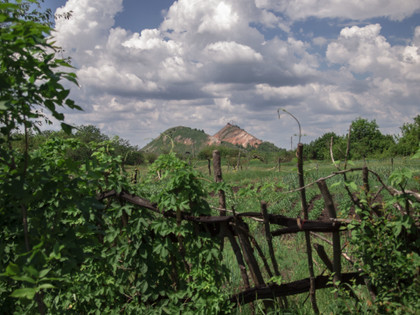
[52, 0, 420, 148]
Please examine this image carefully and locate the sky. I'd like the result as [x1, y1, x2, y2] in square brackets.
[39, 0, 420, 149]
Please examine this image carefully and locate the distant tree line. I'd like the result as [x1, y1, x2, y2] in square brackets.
[11, 116, 419, 166]
[11, 125, 146, 165]
[303, 116, 420, 160]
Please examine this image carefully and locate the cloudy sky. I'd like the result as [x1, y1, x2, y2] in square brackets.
[41, 0, 420, 149]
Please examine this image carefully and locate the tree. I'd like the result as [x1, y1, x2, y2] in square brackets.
[349, 118, 395, 159]
[304, 132, 346, 160]
[0, 1, 80, 140]
[110, 135, 144, 165]
[395, 115, 420, 156]
[0, 1, 81, 312]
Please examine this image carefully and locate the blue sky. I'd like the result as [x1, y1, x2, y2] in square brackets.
[40, 0, 420, 149]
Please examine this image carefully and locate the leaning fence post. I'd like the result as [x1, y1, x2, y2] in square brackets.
[261, 201, 280, 276]
[261, 201, 288, 308]
[297, 143, 319, 314]
[316, 179, 341, 285]
[235, 217, 273, 311]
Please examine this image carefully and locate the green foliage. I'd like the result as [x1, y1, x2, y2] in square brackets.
[304, 132, 346, 160]
[145, 153, 232, 313]
[1, 140, 232, 313]
[349, 117, 395, 159]
[345, 169, 420, 314]
[394, 115, 420, 156]
[68, 125, 144, 165]
[0, 0, 80, 138]
[10, 125, 145, 165]
[256, 141, 282, 153]
[1, 4, 419, 312]
[301, 116, 419, 161]
[0, 2, 231, 313]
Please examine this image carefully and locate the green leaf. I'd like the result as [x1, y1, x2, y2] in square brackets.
[10, 288, 36, 299]
[11, 275, 36, 284]
[389, 168, 412, 187]
[5, 263, 20, 276]
[61, 122, 73, 134]
[36, 283, 55, 290]
[24, 266, 39, 278]
[38, 268, 51, 278]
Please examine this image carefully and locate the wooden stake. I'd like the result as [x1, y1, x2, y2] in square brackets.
[212, 150, 226, 216]
[297, 143, 319, 314]
[316, 179, 341, 285]
[261, 202, 280, 276]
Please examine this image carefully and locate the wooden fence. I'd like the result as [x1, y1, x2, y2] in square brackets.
[99, 144, 414, 313]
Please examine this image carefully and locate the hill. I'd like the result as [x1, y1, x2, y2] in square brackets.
[142, 124, 281, 156]
[142, 126, 209, 156]
[208, 123, 262, 148]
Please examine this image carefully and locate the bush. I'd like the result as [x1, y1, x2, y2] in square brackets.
[345, 167, 420, 313]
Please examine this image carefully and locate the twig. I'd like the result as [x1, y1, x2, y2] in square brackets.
[368, 169, 420, 202]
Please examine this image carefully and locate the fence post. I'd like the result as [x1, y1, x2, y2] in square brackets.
[225, 227, 255, 313]
[261, 201, 280, 276]
[235, 218, 274, 311]
[213, 150, 226, 216]
[316, 179, 341, 285]
[262, 201, 288, 308]
[297, 143, 319, 314]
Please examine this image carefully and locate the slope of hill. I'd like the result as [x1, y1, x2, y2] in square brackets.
[142, 126, 209, 155]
